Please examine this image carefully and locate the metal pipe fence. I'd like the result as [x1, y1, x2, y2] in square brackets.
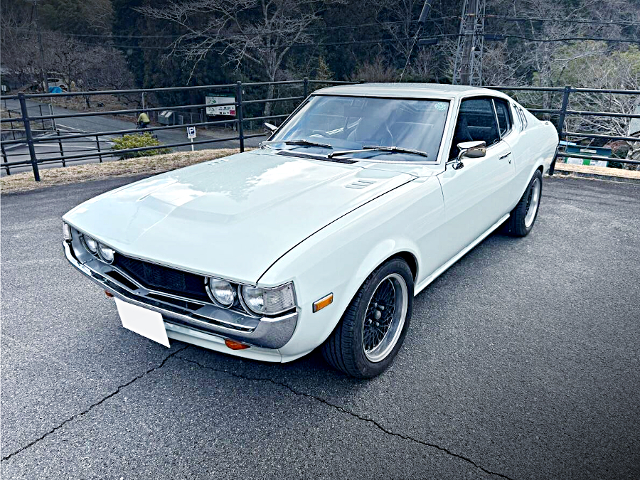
[0, 79, 349, 178]
[1, 80, 638, 180]
[489, 85, 639, 174]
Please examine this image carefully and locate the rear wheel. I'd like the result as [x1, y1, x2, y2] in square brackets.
[505, 170, 542, 237]
[322, 259, 413, 378]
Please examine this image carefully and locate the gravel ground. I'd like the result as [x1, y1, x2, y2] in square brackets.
[2, 175, 639, 479]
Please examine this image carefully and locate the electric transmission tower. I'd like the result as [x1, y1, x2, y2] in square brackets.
[452, 0, 486, 86]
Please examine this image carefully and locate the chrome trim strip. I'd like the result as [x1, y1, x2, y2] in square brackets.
[63, 241, 298, 349]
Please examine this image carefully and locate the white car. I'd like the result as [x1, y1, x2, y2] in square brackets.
[63, 84, 558, 378]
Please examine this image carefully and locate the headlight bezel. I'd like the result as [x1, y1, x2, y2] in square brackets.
[81, 234, 99, 255]
[240, 282, 296, 316]
[97, 243, 115, 264]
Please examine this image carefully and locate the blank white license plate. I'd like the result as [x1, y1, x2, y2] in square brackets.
[115, 298, 170, 348]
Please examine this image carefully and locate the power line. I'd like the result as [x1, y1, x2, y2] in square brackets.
[493, 34, 640, 44]
[2, 17, 449, 39]
[6, 14, 639, 41]
[485, 15, 640, 27]
[109, 33, 640, 51]
[5, 26, 638, 51]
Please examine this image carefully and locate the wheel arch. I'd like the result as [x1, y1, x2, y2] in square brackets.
[388, 251, 418, 281]
[313, 247, 418, 355]
[336, 245, 419, 327]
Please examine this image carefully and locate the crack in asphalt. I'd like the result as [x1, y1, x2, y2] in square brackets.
[176, 356, 515, 480]
[1, 345, 190, 463]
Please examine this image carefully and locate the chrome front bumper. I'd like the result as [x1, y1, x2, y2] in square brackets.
[63, 241, 297, 349]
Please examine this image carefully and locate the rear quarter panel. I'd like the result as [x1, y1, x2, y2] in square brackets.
[509, 105, 559, 207]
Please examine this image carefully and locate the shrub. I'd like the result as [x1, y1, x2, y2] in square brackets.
[111, 132, 170, 159]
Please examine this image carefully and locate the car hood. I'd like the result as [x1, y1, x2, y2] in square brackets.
[63, 150, 416, 283]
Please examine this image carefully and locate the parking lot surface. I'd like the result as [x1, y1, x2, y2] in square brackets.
[2, 175, 639, 479]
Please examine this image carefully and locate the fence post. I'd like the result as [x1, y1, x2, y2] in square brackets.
[50, 104, 57, 131]
[57, 130, 66, 167]
[8, 110, 16, 141]
[236, 81, 244, 152]
[18, 93, 40, 181]
[1, 142, 9, 175]
[303, 77, 309, 98]
[96, 135, 103, 162]
[550, 85, 571, 176]
[39, 104, 45, 131]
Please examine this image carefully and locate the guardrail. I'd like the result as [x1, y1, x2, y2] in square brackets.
[487, 85, 640, 174]
[1, 80, 638, 180]
[0, 79, 355, 180]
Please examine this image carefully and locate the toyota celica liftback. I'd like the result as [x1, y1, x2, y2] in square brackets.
[63, 84, 558, 378]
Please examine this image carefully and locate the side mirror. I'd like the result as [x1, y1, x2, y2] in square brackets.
[458, 140, 486, 159]
[448, 140, 487, 170]
[264, 122, 277, 134]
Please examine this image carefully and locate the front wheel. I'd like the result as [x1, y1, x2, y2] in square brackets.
[322, 259, 413, 378]
[505, 170, 543, 237]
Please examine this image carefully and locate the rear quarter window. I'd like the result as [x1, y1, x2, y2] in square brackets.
[493, 98, 512, 136]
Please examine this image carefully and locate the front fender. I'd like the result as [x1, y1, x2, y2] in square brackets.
[260, 175, 445, 358]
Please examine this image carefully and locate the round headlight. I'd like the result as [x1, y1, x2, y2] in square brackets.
[98, 243, 115, 264]
[208, 278, 236, 307]
[83, 235, 98, 254]
[242, 286, 265, 313]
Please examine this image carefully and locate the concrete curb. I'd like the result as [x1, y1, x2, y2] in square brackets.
[553, 163, 640, 185]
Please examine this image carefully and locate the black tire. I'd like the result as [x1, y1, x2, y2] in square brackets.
[322, 258, 414, 378]
[505, 170, 543, 237]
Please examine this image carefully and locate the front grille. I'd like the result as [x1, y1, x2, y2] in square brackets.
[114, 254, 210, 302]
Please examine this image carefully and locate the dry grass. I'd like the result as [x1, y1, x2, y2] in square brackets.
[554, 163, 640, 182]
[1, 148, 240, 194]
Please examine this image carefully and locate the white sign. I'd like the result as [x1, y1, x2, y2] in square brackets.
[206, 95, 236, 116]
[187, 126, 196, 139]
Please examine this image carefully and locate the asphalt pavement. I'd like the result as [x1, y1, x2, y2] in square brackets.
[2, 175, 639, 479]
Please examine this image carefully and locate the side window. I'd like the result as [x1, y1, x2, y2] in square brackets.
[493, 99, 512, 136]
[450, 98, 501, 158]
[516, 105, 528, 130]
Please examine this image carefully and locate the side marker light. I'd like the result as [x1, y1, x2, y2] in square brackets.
[313, 293, 333, 313]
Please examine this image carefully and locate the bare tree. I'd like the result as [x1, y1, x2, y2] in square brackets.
[372, 0, 423, 62]
[351, 55, 399, 82]
[138, 0, 343, 116]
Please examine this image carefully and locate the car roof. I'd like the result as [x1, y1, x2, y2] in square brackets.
[313, 82, 509, 101]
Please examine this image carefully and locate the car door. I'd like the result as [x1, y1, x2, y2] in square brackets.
[493, 97, 524, 207]
[436, 97, 517, 258]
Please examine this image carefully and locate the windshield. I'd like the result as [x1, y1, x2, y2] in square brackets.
[269, 95, 450, 161]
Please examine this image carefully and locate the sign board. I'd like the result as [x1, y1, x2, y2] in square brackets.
[564, 146, 610, 168]
[206, 95, 236, 116]
[187, 126, 196, 139]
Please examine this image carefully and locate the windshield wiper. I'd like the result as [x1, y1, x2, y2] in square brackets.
[262, 139, 333, 149]
[328, 145, 428, 159]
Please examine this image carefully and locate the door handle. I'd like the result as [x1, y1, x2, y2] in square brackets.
[499, 152, 511, 160]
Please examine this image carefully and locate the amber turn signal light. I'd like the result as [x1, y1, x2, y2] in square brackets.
[105, 290, 114, 298]
[312, 293, 333, 313]
[225, 339, 250, 350]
